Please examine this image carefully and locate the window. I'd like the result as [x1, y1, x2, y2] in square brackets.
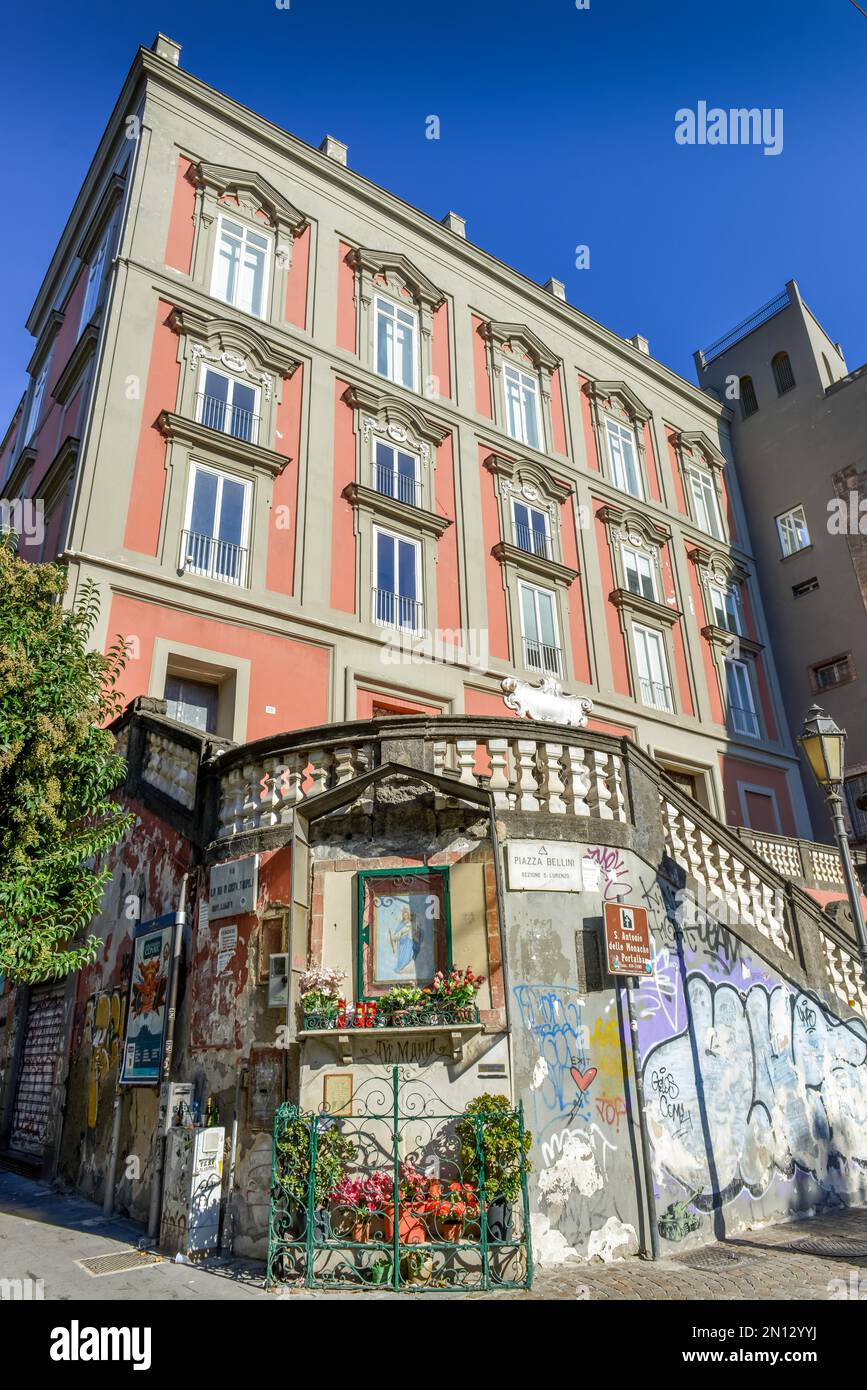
[776, 505, 810, 557]
[844, 775, 867, 841]
[622, 546, 656, 601]
[164, 675, 218, 734]
[374, 295, 418, 390]
[512, 500, 550, 558]
[740, 376, 758, 418]
[665, 769, 698, 800]
[197, 367, 259, 443]
[726, 660, 759, 737]
[688, 467, 723, 539]
[24, 364, 48, 444]
[503, 364, 542, 449]
[811, 654, 854, 691]
[633, 624, 672, 711]
[78, 228, 111, 336]
[519, 581, 561, 675]
[181, 464, 251, 586]
[211, 216, 270, 318]
[373, 528, 422, 631]
[792, 576, 819, 598]
[605, 418, 642, 498]
[372, 439, 420, 507]
[708, 581, 742, 634]
[772, 351, 796, 396]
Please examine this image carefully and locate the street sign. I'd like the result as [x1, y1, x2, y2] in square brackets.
[209, 855, 258, 919]
[603, 902, 653, 977]
[507, 840, 583, 891]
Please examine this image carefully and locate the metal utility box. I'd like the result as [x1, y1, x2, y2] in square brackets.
[160, 1126, 225, 1258]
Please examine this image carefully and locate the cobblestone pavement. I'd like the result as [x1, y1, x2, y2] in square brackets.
[3, 1170, 867, 1300]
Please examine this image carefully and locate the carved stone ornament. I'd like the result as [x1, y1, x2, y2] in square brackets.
[501, 676, 593, 727]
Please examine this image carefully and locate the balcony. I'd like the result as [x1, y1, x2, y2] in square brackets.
[514, 522, 551, 559]
[372, 462, 422, 509]
[373, 588, 423, 632]
[181, 529, 247, 586]
[196, 391, 259, 443]
[730, 705, 760, 738]
[524, 638, 562, 676]
[639, 678, 673, 712]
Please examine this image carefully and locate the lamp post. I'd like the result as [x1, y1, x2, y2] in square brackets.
[798, 704, 867, 982]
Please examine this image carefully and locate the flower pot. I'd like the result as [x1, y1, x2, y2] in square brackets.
[368, 1257, 393, 1286]
[486, 1198, 514, 1244]
[382, 1204, 427, 1244]
[434, 1217, 463, 1243]
[290, 1204, 330, 1242]
[401, 1249, 434, 1286]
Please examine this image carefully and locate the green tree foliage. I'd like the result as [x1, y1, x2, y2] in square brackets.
[0, 538, 131, 982]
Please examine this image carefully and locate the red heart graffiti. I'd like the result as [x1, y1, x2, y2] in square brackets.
[570, 1065, 597, 1093]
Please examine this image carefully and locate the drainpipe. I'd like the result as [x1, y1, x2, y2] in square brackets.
[487, 792, 515, 1093]
[102, 1086, 123, 1217]
[147, 873, 188, 1242]
[624, 977, 660, 1260]
[221, 1063, 247, 1254]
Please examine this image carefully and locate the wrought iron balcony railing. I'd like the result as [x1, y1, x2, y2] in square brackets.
[181, 529, 247, 586]
[196, 392, 259, 443]
[730, 705, 760, 737]
[373, 588, 423, 632]
[372, 462, 422, 508]
[639, 678, 673, 712]
[302, 1003, 481, 1031]
[514, 522, 551, 559]
[524, 638, 561, 676]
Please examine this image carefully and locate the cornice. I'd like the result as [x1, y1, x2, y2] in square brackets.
[610, 588, 681, 627]
[3, 445, 37, 501]
[597, 501, 672, 545]
[157, 411, 289, 477]
[484, 451, 572, 504]
[672, 428, 726, 472]
[51, 323, 100, 406]
[688, 543, 750, 586]
[27, 311, 64, 376]
[483, 321, 559, 373]
[76, 173, 126, 262]
[349, 248, 444, 310]
[701, 624, 764, 658]
[341, 382, 449, 447]
[193, 160, 308, 236]
[168, 304, 300, 377]
[492, 541, 579, 588]
[341, 481, 453, 538]
[584, 378, 652, 425]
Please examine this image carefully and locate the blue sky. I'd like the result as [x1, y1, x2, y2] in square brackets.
[1, 0, 864, 422]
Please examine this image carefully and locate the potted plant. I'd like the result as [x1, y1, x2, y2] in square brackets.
[457, 1094, 532, 1245]
[331, 1171, 393, 1243]
[275, 1112, 356, 1241]
[429, 967, 484, 1022]
[381, 1162, 428, 1244]
[377, 984, 428, 1027]
[427, 1180, 480, 1242]
[400, 1247, 434, 1286]
[299, 965, 346, 1029]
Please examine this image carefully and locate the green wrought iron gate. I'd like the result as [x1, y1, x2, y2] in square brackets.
[267, 1067, 533, 1292]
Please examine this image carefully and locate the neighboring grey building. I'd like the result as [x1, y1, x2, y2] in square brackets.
[695, 280, 867, 845]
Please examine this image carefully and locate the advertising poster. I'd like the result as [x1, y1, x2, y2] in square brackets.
[119, 914, 175, 1085]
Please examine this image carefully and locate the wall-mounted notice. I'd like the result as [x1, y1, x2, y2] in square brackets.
[507, 841, 583, 891]
[209, 856, 258, 919]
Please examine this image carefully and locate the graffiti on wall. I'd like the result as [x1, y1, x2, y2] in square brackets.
[643, 973, 867, 1210]
[84, 990, 126, 1129]
[582, 847, 632, 904]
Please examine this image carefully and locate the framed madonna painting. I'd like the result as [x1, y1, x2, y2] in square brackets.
[357, 867, 452, 999]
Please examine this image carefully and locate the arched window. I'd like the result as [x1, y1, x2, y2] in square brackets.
[772, 351, 796, 395]
[740, 375, 758, 418]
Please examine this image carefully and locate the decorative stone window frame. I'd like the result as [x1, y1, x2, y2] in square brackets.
[671, 430, 728, 541]
[583, 379, 652, 498]
[340, 381, 452, 637]
[148, 637, 251, 743]
[33, 434, 80, 560]
[73, 173, 125, 334]
[190, 162, 308, 325]
[689, 545, 764, 735]
[168, 302, 300, 453]
[348, 248, 445, 395]
[598, 504, 681, 713]
[481, 321, 559, 454]
[483, 452, 578, 678]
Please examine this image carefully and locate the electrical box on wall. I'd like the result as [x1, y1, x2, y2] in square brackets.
[268, 952, 289, 1008]
[158, 1081, 195, 1134]
[160, 1126, 225, 1258]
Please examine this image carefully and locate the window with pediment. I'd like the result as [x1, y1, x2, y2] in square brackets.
[190, 163, 308, 326]
[689, 546, 764, 737]
[671, 430, 728, 541]
[481, 322, 559, 454]
[583, 380, 652, 500]
[348, 249, 445, 398]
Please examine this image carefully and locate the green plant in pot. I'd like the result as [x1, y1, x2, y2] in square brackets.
[275, 1112, 356, 1240]
[299, 965, 346, 1029]
[377, 984, 428, 1026]
[457, 1094, 532, 1245]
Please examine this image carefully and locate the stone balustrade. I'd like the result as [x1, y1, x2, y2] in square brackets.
[141, 729, 199, 811]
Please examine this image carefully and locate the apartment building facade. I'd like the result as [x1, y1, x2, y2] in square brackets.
[0, 35, 812, 841]
[695, 281, 867, 845]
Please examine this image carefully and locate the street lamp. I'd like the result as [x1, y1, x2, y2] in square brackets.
[798, 704, 867, 982]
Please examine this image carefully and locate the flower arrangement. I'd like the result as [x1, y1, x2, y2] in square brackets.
[430, 967, 484, 1012]
[377, 984, 427, 1018]
[332, 1171, 394, 1229]
[299, 965, 346, 1018]
[427, 1180, 480, 1226]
